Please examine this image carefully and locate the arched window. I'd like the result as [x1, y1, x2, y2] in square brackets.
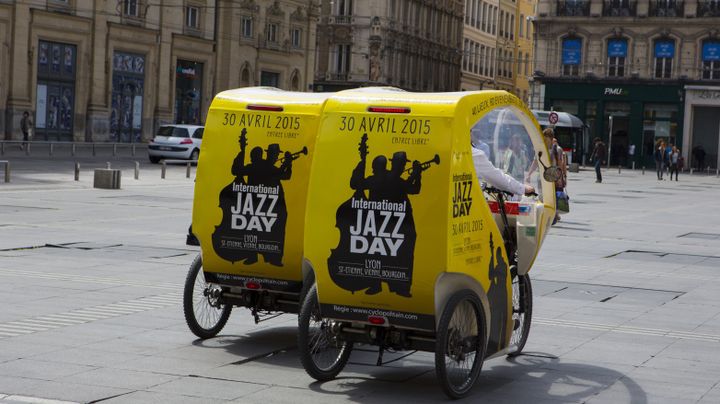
[701, 40, 720, 80]
[561, 37, 582, 76]
[607, 38, 628, 77]
[654, 39, 674, 79]
[290, 71, 300, 91]
[240, 66, 251, 87]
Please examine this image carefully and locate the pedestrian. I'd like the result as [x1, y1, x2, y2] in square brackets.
[590, 137, 606, 183]
[20, 111, 33, 150]
[665, 142, 673, 175]
[654, 140, 666, 180]
[669, 146, 680, 181]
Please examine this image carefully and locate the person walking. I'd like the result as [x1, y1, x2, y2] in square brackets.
[669, 146, 680, 181]
[654, 140, 666, 180]
[590, 137, 606, 183]
[20, 111, 33, 150]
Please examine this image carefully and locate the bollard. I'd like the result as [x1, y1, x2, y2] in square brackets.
[134, 161, 140, 180]
[49, 143, 54, 156]
[186, 162, 192, 178]
[131, 144, 136, 157]
[72, 143, 76, 156]
[618, 165, 621, 174]
[690, 168, 694, 175]
[632, 161, 635, 170]
[92, 143, 96, 156]
[161, 161, 166, 179]
[708, 167, 711, 175]
[717, 169, 719, 178]
[2, 161, 9, 183]
[25, 143, 30, 156]
[112, 144, 117, 157]
[106, 162, 111, 169]
[642, 166, 645, 175]
[74, 162, 80, 181]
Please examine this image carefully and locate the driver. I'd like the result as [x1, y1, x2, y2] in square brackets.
[472, 141, 535, 196]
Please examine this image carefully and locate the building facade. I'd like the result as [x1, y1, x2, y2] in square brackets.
[214, 0, 318, 92]
[461, 0, 500, 90]
[461, 0, 536, 101]
[1, 0, 318, 143]
[314, 0, 464, 92]
[533, 0, 720, 167]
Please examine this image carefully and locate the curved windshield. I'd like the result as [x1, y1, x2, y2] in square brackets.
[471, 107, 545, 200]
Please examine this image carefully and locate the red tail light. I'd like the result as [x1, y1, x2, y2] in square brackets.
[247, 104, 284, 112]
[368, 316, 386, 325]
[245, 281, 261, 290]
[179, 138, 193, 145]
[367, 106, 411, 114]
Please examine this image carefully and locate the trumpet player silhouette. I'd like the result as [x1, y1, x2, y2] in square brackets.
[328, 134, 439, 298]
[212, 128, 306, 266]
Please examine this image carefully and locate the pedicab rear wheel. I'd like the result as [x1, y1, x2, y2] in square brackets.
[183, 254, 232, 339]
[435, 290, 486, 399]
[508, 273, 532, 357]
[298, 284, 352, 381]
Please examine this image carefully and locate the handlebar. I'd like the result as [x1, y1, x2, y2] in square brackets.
[483, 186, 537, 198]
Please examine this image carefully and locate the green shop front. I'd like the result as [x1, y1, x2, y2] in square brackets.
[542, 81, 683, 168]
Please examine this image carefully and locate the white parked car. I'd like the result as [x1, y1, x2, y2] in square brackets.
[148, 124, 204, 164]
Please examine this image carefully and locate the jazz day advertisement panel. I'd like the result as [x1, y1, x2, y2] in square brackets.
[193, 96, 322, 292]
[305, 106, 452, 330]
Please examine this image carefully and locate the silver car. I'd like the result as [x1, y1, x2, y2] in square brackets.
[148, 124, 204, 164]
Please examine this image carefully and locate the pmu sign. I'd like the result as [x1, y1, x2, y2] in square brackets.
[604, 87, 629, 96]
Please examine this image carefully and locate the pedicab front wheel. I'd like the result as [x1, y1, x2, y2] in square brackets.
[435, 290, 486, 399]
[298, 284, 353, 381]
[183, 254, 232, 339]
[508, 273, 532, 357]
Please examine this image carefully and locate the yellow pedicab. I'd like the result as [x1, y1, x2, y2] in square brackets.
[184, 87, 331, 338]
[298, 89, 557, 398]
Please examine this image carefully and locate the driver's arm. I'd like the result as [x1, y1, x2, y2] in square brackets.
[472, 147, 533, 196]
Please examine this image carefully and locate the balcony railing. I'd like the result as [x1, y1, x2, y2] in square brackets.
[332, 15, 352, 24]
[556, 0, 591, 16]
[329, 72, 349, 81]
[649, 0, 684, 16]
[697, 0, 720, 17]
[602, 0, 637, 16]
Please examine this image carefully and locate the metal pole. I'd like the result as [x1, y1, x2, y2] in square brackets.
[607, 115, 613, 169]
[642, 166, 645, 175]
[92, 143, 96, 156]
[113, 144, 117, 157]
[134, 161, 140, 180]
[49, 143, 54, 156]
[186, 162, 191, 178]
[3, 162, 9, 183]
[25, 143, 30, 156]
[618, 165, 621, 174]
[72, 143, 76, 156]
[74, 162, 80, 181]
[632, 161, 635, 170]
[161, 161, 166, 179]
[131, 144, 136, 157]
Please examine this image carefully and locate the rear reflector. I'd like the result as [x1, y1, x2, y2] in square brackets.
[179, 138, 193, 144]
[368, 316, 386, 325]
[367, 106, 411, 114]
[245, 281, 261, 290]
[247, 104, 284, 112]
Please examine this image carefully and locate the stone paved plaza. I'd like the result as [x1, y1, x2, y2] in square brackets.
[0, 151, 719, 403]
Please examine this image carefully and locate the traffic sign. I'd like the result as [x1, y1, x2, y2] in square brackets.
[549, 112, 559, 125]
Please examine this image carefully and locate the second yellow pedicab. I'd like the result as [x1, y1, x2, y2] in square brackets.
[184, 87, 330, 338]
[298, 89, 558, 398]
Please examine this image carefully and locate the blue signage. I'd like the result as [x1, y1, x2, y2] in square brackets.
[703, 42, 720, 62]
[562, 38, 582, 66]
[654, 41, 674, 59]
[607, 39, 628, 58]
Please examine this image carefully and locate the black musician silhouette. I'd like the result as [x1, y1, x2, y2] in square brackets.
[328, 134, 439, 298]
[212, 128, 306, 266]
[486, 233, 510, 354]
